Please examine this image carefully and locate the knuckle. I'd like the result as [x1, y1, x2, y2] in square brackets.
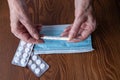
[81, 35, 87, 40]
[91, 24, 96, 32]
[10, 23, 15, 28]
[31, 28, 37, 34]
[11, 27, 16, 34]
[89, 24, 96, 32]
[10, 23, 17, 33]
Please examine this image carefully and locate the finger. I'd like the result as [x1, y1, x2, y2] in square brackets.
[11, 24, 44, 44]
[69, 26, 92, 42]
[61, 26, 71, 36]
[87, 13, 96, 32]
[16, 31, 44, 44]
[69, 31, 90, 42]
[20, 18, 40, 40]
[35, 24, 45, 40]
[60, 31, 69, 37]
[77, 23, 86, 36]
[79, 28, 92, 41]
[77, 12, 96, 41]
[70, 12, 96, 42]
[63, 26, 71, 32]
[68, 16, 85, 40]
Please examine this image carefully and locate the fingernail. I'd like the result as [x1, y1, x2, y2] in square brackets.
[69, 32, 77, 40]
[69, 34, 74, 40]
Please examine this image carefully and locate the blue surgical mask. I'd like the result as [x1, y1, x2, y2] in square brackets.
[33, 24, 94, 54]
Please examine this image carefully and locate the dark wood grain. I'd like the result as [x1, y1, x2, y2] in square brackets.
[0, 0, 120, 80]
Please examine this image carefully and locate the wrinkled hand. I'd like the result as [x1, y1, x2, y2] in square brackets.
[7, 0, 43, 44]
[61, 0, 96, 42]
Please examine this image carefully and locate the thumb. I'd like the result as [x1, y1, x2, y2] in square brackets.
[20, 18, 39, 40]
[69, 17, 83, 40]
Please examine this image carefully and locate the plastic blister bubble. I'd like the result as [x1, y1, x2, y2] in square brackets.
[27, 54, 49, 77]
[12, 40, 34, 67]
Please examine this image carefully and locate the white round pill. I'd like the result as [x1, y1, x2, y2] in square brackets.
[20, 41, 26, 46]
[32, 55, 37, 61]
[20, 58, 26, 65]
[40, 63, 45, 70]
[25, 48, 30, 53]
[31, 64, 36, 70]
[28, 60, 32, 66]
[16, 52, 21, 57]
[35, 68, 40, 74]
[36, 59, 41, 65]
[27, 43, 32, 47]
[22, 53, 28, 58]
[14, 57, 19, 63]
[18, 46, 23, 51]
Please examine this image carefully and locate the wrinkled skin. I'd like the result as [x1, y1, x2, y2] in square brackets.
[7, 0, 96, 43]
[61, 0, 96, 42]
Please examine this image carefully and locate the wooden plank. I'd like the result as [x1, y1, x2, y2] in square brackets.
[0, 0, 120, 80]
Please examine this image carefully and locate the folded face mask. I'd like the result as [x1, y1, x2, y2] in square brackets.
[33, 24, 94, 54]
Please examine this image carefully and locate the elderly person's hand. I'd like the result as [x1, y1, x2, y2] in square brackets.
[7, 0, 43, 44]
[61, 0, 96, 42]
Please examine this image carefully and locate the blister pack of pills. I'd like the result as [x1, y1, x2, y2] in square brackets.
[12, 40, 34, 67]
[27, 54, 49, 77]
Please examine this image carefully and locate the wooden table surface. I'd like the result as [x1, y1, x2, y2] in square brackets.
[0, 0, 120, 80]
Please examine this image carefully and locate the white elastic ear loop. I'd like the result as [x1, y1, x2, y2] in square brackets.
[41, 36, 69, 40]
